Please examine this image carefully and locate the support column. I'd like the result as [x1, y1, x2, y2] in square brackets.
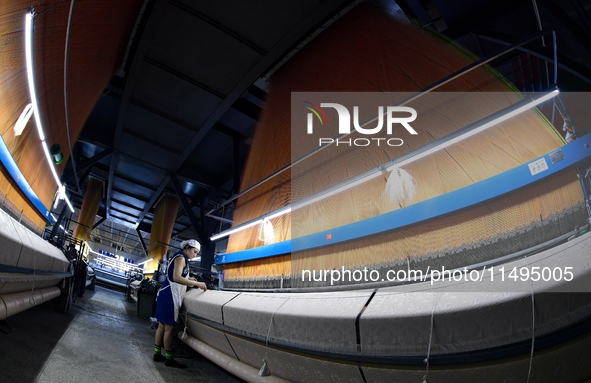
[145, 193, 179, 276]
[73, 176, 104, 242]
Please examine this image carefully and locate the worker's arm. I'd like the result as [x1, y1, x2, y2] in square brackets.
[172, 256, 207, 290]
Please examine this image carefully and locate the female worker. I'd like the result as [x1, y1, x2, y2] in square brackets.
[153, 239, 207, 368]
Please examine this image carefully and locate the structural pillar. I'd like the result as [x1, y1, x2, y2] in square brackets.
[145, 193, 179, 277]
[73, 176, 104, 242]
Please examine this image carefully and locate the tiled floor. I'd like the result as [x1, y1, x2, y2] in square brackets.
[0, 285, 244, 383]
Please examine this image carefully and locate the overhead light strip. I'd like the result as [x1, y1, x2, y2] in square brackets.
[25, 11, 74, 212]
[210, 219, 264, 241]
[209, 206, 294, 241]
[209, 89, 559, 242]
[136, 258, 153, 267]
[25, 12, 45, 142]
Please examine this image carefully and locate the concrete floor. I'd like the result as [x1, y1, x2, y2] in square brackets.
[0, 285, 245, 383]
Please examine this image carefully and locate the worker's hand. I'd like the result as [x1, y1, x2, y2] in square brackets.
[189, 276, 197, 281]
[196, 281, 207, 291]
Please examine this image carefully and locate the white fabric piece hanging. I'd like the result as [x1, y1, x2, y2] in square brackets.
[258, 218, 276, 245]
[384, 166, 416, 206]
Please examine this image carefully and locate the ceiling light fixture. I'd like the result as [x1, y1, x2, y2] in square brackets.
[210, 219, 263, 241]
[25, 11, 74, 212]
[136, 258, 154, 267]
[210, 89, 559, 242]
[209, 206, 294, 241]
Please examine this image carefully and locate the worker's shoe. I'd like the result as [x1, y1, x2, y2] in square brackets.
[153, 353, 166, 362]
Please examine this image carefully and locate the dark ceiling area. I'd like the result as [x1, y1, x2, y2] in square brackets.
[58, 0, 591, 262]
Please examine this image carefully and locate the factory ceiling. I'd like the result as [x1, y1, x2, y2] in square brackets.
[59, 0, 591, 262]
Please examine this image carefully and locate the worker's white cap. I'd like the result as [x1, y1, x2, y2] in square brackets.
[180, 239, 201, 252]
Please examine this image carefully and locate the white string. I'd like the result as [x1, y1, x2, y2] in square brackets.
[29, 250, 37, 305]
[526, 281, 536, 383]
[423, 284, 441, 383]
[180, 309, 189, 340]
[263, 299, 288, 362]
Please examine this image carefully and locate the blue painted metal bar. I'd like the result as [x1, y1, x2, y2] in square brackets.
[215, 240, 291, 265]
[215, 135, 591, 265]
[0, 134, 53, 222]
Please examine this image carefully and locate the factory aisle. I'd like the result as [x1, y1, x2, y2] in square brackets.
[0, 285, 244, 383]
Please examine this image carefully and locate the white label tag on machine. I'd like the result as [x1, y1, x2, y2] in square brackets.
[528, 158, 549, 176]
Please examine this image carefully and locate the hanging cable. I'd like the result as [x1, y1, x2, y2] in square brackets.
[260, 299, 288, 376]
[423, 283, 441, 383]
[180, 309, 189, 340]
[64, 0, 82, 196]
[526, 281, 536, 382]
[531, 0, 551, 88]
[29, 251, 37, 306]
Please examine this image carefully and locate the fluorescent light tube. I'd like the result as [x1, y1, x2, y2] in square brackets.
[136, 258, 153, 267]
[210, 219, 263, 241]
[265, 207, 292, 220]
[25, 11, 75, 213]
[25, 12, 45, 142]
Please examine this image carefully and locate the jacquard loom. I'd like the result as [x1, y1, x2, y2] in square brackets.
[180, 4, 591, 382]
[0, 0, 140, 323]
[0, 205, 70, 321]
